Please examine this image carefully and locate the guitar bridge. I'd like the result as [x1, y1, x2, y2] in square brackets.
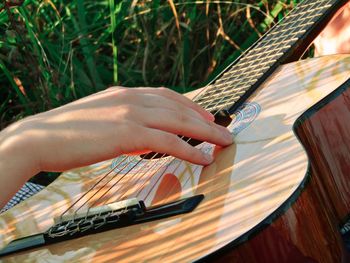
[53, 198, 142, 226]
[0, 195, 204, 257]
[48, 198, 146, 239]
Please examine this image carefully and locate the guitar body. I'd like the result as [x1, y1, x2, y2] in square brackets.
[1, 54, 350, 262]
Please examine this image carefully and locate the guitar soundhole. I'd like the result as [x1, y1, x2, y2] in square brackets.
[141, 110, 232, 159]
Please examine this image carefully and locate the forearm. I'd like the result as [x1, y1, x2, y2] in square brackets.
[0, 87, 233, 208]
[0, 119, 39, 208]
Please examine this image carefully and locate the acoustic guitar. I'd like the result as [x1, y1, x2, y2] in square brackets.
[1, 0, 350, 262]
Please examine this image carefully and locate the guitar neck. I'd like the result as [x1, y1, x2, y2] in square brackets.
[194, 0, 348, 114]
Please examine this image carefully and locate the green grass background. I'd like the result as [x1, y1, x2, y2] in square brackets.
[0, 0, 302, 184]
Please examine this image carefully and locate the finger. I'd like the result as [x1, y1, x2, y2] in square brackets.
[141, 107, 233, 146]
[136, 127, 215, 165]
[125, 87, 215, 121]
[134, 93, 207, 122]
[154, 87, 215, 121]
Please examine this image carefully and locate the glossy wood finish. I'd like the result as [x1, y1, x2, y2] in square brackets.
[211, 147, 347, 263]
[0, 55, 350, 262]
[297, 83, 350, 223]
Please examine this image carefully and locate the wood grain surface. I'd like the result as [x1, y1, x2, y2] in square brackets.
[0, 54, 350, 262]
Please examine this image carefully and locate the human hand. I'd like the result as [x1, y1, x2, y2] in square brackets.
[314, 2, 350, 56]
[1, 87, 232, 177]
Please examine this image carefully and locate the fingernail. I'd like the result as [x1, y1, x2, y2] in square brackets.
[219, 127, 232, 143]
[203, 153, 214, 164]
[224, 130, 233, 143]
[205, 111, 215, 121]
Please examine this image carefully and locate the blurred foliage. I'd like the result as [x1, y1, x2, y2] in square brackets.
[1, 0, 305, 185]
[0, 0, 302, 130]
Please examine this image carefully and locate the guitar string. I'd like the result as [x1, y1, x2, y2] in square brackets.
[144, 0, 335, 208]
[137, 0, 335, 231]
[159, 2, 339, 256]
[87, 154, 171, 210]
[193, 0, 329, 109]
[82, 0, 322, 212]
[59, 85, 221, 220]
[109, 0, 312, 204]
[58, 0, 330, 221]
[136, 0, 326, 204]
[70, 0, 292, 210]
[103, 0, 333, 212]
[63, 0, 340, 252]
[58, 156, 128, 220]
[89, 0, 326, 210]
[119, 156, 175, 200]
[97, 29, 293, 205]
[64, 6, 292, 213]
[103, 0, 336, 233]
[203, 0, 331, 106]
[108, 0, 335, 219]
[121, 0, 322, 202]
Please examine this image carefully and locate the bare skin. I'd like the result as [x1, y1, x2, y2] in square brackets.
[0, 87, 233, 208]
[1, 1, 349, 209]
[314, 2, 350, 55]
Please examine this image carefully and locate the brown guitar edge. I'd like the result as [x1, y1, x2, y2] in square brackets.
[296, 78, 350, 226]
[198, 78, 350, 263]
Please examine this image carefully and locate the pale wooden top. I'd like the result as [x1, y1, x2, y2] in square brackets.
[0, 54, 349, 262]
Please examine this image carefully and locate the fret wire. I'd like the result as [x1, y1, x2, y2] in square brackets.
[251, 43, 292, 53]
[276, 18, 316, 28]
[198, 85, 252, 110]
[253, 40, 296, 51]
[259, 32, 303, 44]
[243, 31, 302, 54]
[197, 84, 252, 106]
[194, 0, 333, 111]
[249, 1, 326, 50]
[257, 22, 313, 45]
[243, 51, 284, 61]
[264, 24, 309, 36]
[235, 56, 279, 68]
[288, 3, 332, 15]
[196, 58, 271, 105]
[205, 98, 240, 112]
[216, 73, 264, 89]
[215, 1, 316, 84]
[148, 0, 340, 220]
[260, 5, 330, 39]
[287, 7, 330, 19]
[202, 2, 336, 110]
[248, 3, 323, 51]
[214, 81, 260, 96]
[237, 57, 280, 70]
[196, 86, 220, 99]
[225, 65, 270, 76]
[216, 74, 258, 87]
[197, 84, 250, 104]
[216, 1, 330, 110]
[269, 28, 306, 36]
[215, 81, 257, 95]
[63, 0, 340, 219]
[252, 3, 325, 49]
[198, 90, 244, 107]
[215, 65, 276, 92]
[200, 4, 304, 103]
[219, 67, 268, 83]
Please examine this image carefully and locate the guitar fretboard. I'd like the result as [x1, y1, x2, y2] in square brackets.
[194, 0, 346, 113]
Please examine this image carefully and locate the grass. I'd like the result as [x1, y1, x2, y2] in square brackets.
[0, 0, 302, 127]
[0, 0, 302, 185]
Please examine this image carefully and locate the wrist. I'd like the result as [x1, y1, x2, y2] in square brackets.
[0, 118, 41, 207]
[0, 118, 40, 181]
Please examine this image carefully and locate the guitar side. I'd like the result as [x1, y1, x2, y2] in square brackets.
[0, 54, 349, 262]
